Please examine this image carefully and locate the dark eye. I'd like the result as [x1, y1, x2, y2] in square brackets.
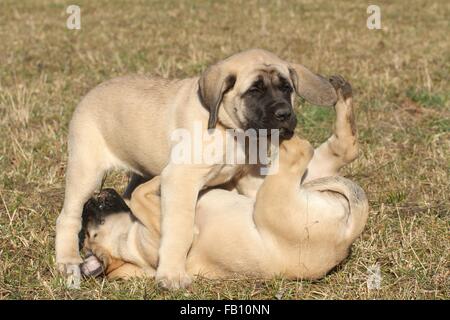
[281, 83, 293, 93]
[247, 81, 264, 95]
[248, 87, 261, 94]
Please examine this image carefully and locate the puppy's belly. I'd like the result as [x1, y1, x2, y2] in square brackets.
[104, 136, 171, 177]
[104, 134, 245, 184]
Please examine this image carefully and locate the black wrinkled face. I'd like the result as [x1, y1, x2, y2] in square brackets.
[242, 72, 297, 139]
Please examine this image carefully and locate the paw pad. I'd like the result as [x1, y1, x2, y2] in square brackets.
[329, 75, 352, 100]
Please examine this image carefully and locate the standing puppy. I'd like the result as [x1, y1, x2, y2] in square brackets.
[55, 49, 337, 289]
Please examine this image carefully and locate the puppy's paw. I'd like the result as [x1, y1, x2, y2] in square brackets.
[280, 136, 314, 160]
[155, 269, 192, 290]
[329, 75, 352, 101]
[279, 135, 314, 174]
[57, 263, 81, 289]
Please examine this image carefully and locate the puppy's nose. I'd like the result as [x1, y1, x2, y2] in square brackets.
[274, 106, 292, 122]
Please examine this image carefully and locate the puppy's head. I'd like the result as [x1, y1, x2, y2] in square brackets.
[79, 189, 134, 266]
[278, 135, 314, 175]
[198, 49, 337, 139]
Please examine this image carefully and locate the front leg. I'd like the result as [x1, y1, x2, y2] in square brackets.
[303, 76, 358, 183]
[155, 164, 208, 290]
[254, 136, 314, 236]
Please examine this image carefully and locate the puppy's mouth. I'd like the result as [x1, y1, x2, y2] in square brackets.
[279, 128, 294, 139]
[243, 123, 295, 139]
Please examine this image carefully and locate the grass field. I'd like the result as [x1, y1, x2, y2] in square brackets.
[0, 0, 448, 299]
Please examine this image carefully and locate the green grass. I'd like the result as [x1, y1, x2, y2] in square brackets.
[406, 88, 448, 109]
[0, 0, 449, 299]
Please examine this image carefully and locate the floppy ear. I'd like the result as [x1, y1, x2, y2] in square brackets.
[198, 64, 236, 129]
[289, 63, 337, 106]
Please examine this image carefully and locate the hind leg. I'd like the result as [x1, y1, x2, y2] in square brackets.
[55, 140, 109, 288]
[304, 76, 358, 182]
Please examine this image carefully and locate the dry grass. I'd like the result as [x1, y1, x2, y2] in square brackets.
[0, 0, 448, 299]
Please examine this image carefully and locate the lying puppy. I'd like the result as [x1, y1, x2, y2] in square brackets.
[80, 137, 368, 280]
[79, 81, 368, 280]
[55, 49, 338, 289]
